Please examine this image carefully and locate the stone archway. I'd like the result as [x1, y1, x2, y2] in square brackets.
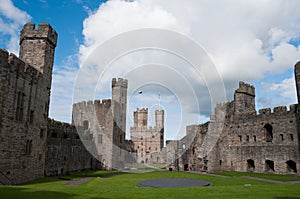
[286, 160, 297, 173]
[264, 124, 273, 142]
[265, 160, 275, 172]
[247, 159, 255, 171]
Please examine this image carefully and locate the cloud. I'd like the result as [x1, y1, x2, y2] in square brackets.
[269, 76, 297, 102]
[257, 75, 297, 109]
[54, 0, 300, 137]
[0, 0, 31, 53]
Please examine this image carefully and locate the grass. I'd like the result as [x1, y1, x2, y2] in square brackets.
[0, 170, 300, 199]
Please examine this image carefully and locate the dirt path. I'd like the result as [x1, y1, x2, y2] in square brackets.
[64, 177, 92, 186]
[189, 171, 230, 178]
[242, 176, 300, 184]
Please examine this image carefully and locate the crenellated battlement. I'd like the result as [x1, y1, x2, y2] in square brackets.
[235, 81, 255, 96]
[112, 77, 128, 88]
[134, 108, 148, 113]
[20, 23, 58, 47]
[73, 99, 112, 110]
[258, 104, 297, 116]
[0, 48, 42, 81]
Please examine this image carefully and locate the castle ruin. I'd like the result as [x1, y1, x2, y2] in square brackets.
[0, 22, 299, 185]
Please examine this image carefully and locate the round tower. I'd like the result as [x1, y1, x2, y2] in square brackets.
[294, 61, 300, 106]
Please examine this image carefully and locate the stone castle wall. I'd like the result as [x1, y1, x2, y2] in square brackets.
[45, 119, 99, 176]
[0, 23, 57, 185]
[72, 78, 129, 170]
[170, 74, 300, 175]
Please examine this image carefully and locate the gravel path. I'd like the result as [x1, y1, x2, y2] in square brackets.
[242, 176, 300, 184]
[64, 177, 92, 186]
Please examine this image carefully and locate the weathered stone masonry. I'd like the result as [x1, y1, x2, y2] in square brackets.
[171, 78, 300, 175]
[0, 23, 57, 184]
[0, 23, 98, 185]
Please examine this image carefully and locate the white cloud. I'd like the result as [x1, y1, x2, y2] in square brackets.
[269, 76, 297, 102]
[0, 0, 31, 53]
[55, 0, 300, 137]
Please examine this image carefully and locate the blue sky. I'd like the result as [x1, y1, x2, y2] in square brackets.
[1, 0, 300, 141]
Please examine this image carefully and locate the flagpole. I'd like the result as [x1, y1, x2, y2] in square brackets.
[139, 90, 143, 108]
[158, 92, 161, 110]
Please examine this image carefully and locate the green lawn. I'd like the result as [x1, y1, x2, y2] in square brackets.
[0, 170, 300, 199]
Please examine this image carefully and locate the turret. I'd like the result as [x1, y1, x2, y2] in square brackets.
[133, 108, 148, 127]
[234, 81, 256, 115]
[155, 109, 164, 128]
[19, 23, 57, 89]
[294, 61, 300, 106]
[111, 78, 128, 132]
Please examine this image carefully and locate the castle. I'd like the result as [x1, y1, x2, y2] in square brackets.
[166, 80, 300, 174]
[130, 108, 165, 164]
[72, 78, 129, 170]
[0, 23, 99, 185]
[72, 79, 166, 169]
[0, 22, 299, 184]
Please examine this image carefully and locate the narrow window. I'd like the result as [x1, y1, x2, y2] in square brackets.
[253, 135, 257, 142]
[239, 135, 242, 142]
[29, 110, 34, 124]
[290, 134, 294, 141]
[98, 134, 103, 144]
[264, 124, 273, 142]
[246, 135, 249, 142]
[16, 92, 25, 122]
[280, 134, 284, 141]
[83, 120, 89, 130]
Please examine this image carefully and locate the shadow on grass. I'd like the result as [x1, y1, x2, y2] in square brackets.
[19, 177, 65, 185]
[275, 197, 300, 199]
[0, 187, 77, 199]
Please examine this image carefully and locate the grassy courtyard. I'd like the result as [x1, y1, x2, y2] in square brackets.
[0, 170, 299, 199]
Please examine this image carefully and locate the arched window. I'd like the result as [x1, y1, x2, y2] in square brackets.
[83, 120, 89, 130]
[264, 124, 273, 142]
[286, 160, 297, 173]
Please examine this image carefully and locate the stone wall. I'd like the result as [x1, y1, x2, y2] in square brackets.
[72, 78, 129, 170]
[45, 119, 99, 176]
[0, 23, 57, 185]
[169, 73, 300, 175]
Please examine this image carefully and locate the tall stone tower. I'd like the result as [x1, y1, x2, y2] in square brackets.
[294, 61, 300, 106]
[233, 81, 255, 115]
[155, 110, 164, 149]
[111, 78, 128, 168]
[20, 23, 57, 89]
[0, 23, 57, 184]
[112, 78, 128, 134]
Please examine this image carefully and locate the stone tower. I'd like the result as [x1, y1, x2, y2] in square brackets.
[134, 108, 148, 127]
[112, 78, 128, 133]
[233, 81, 255, 115]
[0, 23, 57, 184]
[155, 109, 164, 149]
[19, 23, 57, 89]
[294, 61, 300, 106]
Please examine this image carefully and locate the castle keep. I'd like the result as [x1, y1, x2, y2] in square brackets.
[130, 108, 165, 164]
